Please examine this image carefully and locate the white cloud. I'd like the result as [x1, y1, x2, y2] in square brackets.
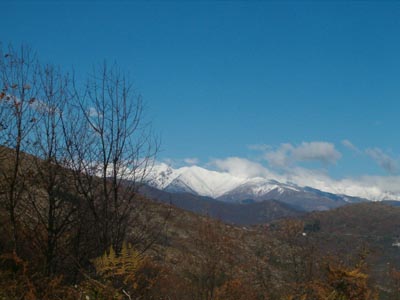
[341, 141, 399, 174]
[365, 148, 398, 174]
[341, 139, 362, 154]
[183, 157, 199, 165]
[263, 143, 293, 168]
[210, 157, 279, 179]
[159, 141, 400, 201]
[263, 141, 341, 167]
[291, 142, 341, 164]
[209, 157, 400, 200]
[262, 165, 400, 201]
[162, 157, 199, 167]
[88, 106, 99, 117]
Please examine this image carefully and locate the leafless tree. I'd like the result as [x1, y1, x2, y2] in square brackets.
[26, 64, 80, 276]
[63, 63, 159, 254]
[0, 44, 39, 253]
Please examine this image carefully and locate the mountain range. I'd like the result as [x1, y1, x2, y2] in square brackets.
[144, 163, 368, 213]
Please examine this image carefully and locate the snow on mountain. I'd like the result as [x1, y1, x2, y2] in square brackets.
[146, 163, 400, 204]
[143, 163, 400, 212]
[146, 163, 177, 189]
[147, 164, 307, 200]
[147, 163, 247, 198]
[217, 177, 301, 202]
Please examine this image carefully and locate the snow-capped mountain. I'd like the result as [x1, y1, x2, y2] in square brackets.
[147, 163, 247, 198]
[217, 178, 301, 202]
[146, 163, 368, 211]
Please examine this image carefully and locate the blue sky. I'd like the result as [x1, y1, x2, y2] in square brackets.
[2, 1, 400, 189]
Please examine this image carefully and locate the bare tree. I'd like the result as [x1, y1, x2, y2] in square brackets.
[26, 64, 79, 276]
[63, 63, 158, 254]
[0, 44, 39, 253]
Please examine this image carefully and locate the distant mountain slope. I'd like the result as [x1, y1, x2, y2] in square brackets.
[146, 164, 367, 211]
[296, 202, 400, 289]
[139, 185, 302, 225]
[217, 180, 366, 211]
[382, 200, 400, 207]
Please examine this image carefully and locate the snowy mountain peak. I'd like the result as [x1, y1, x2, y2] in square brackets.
[148, 164, 248, 198]
[146, 164, 302, 199]
[145, 163, 400, 211]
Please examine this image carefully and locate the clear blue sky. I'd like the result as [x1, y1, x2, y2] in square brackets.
[2, 1, 400, 180]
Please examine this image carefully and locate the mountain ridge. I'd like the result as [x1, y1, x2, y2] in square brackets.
[139, 184, 303, 225]
[146, 163, 370, 211]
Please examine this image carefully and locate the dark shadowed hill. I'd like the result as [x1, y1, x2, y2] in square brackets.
[139, 185, 303, 225]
